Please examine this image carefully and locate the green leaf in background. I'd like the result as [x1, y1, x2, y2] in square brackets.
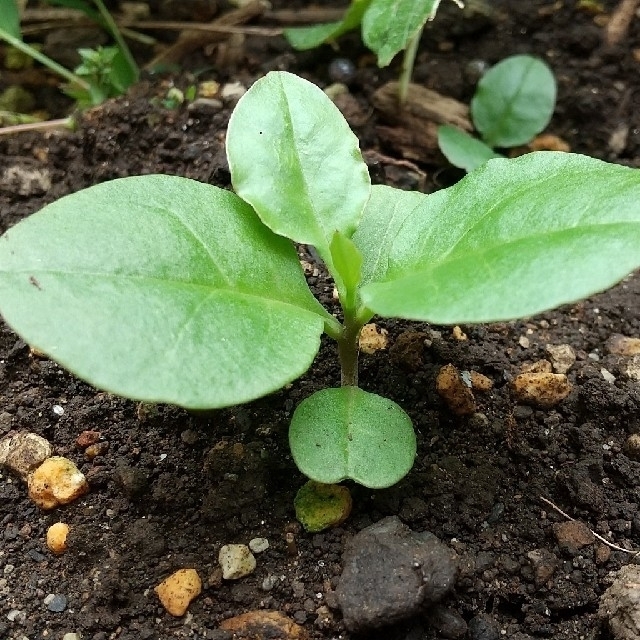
[0, 176, 330, 409]
[437, 124, 503, 172]
[472, 55, 556, 148]
[361, 152, 640, 324]
[352, 185, 424, 286]
[227, 71, 371, 265]
[289, 387, 416, 489]
[284, 0, 372, 50]
[0, 0, 21, 39]
[362, 0, 438, 67]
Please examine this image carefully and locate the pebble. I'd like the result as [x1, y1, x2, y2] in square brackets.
[28, 456, 88, 510]
[219, 610, 308, 639]
[46, 522, 70, 555]
[335, 516, 457, 632]
[62, 634, 81, 640]
[219, 544, 256, 580]
[599, 564, 640, 639]
[468, 613, 501, 640]
[623, 355, 640, 381]
[220, 81, 246, 102]
[0, 431, 52, 480]
[511, 372, 572, 408]
[436, 364, 476, 416]
[358, 323, 388, 354]
[248, 537, 269, 554]
[526, 548, 558, 587]
[155, 568, 202, 617]
[545, 343, 576, 374]
[45, 593, 68, 612]
[75, 430, 100, 448]
[553, 520, 595, 555]
[7, 609, 26, 622]
[427, 604, 468, 638]
[624, 434, 640, 461]
[607, 334, 640, 356]
[328, 58, 356, 84]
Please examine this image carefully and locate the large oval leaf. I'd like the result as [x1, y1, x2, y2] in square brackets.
[362, 0, 438, 67]
[361, 152, 640, 324]
[289, 387, 416, 489]
[472, 55, 556, 148]
[0, 175, 329, 408]
[226, 71, 371, 263]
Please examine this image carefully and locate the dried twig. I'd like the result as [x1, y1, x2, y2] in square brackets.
[605, 0, 640, 46]
[263, 8, 345, 24]
[124, 20, 280, 37]
[145, 1, 267, 69]
[540, 495, 640, 557]
[0, 117, 73, 136]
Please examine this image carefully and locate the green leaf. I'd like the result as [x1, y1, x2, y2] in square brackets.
[330, 231, 362, 310]
[227, 71, 371, 268]
[289, 387, 416, 489]
[437, 124, 503, 172]
[472, 55, 556, 148]
[284, 0, 372, 50]
[362, 0, 438, 67]
[0, 175, 331, 409]
[0, 0, 21, 39]
[361, 152, 640, 324]
[352, 184, 424, 286]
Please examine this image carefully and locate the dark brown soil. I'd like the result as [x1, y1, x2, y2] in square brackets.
[1, 1, 640, 638]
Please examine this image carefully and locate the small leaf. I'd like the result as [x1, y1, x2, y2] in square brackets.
[362, 0, 438, 67]
[289, 387, 416, 489]
[361, 152, 640, 324]
[0, 175, 330, 409]
[437, 124, 503, 172]
[227, 71, 370, 269]
[472, 55, 556, 148]
[284, 0, 372, 50]
[330, 231, 362, 309]
[0, 0, 21, 39]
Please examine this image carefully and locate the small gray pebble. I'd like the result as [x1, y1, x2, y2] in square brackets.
[328, 58, 356, 84]
[46, 594, 68, 612]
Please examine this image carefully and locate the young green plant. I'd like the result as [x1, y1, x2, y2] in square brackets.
[285, 0, 463, 103]
[0, 0, 139, 108]
[1, 72, 640, 489]
[438, 54, 556, 172]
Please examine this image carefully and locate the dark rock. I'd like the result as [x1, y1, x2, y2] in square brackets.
[46, 593, 67, 612]
[426, 605, 468, 638]
[335, 516, 457, 632]
[114, 464, 149, 499]
[468, 613, 500, 640]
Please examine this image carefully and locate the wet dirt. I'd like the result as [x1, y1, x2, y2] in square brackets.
[1, 1, 640, 638]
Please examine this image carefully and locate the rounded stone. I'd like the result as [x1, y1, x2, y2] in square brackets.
[219, 544, 256, 580]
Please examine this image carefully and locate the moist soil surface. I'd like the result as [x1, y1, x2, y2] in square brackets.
[1, 1, 640, 638]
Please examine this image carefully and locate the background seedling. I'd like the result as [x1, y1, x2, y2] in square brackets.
[438, 54, 556, 171]
[1, 72, 640, 489]
[0, 0, 139, 108]
[285, 0, 463, 104]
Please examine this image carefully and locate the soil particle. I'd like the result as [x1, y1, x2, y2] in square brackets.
[599, 564, 640, 640]
[335, 516, 457, 632]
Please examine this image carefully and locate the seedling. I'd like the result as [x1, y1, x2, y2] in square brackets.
[285, 0, 463, 103]
[0, 0, 138, 108]
[438, 54, 556, 172]
[1, 72, 640, 489]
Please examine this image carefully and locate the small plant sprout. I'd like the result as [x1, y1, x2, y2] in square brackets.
[0, 0, 139, 109]
[438, 54, 557, 172]
[285, 0, 463, 104]
[2, 72, 640, 488]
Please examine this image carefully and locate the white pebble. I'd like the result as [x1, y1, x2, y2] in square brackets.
[219, 544, 256, 580]
[249, 537, 269, 553]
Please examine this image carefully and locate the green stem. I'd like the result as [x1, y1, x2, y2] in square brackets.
[337, 309, 362, 387]
[93, 0, 139, 81]
[398, 25, 423, 106]
[0, 27, 91, 91]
